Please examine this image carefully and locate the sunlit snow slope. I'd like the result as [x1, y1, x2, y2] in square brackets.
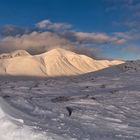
[0, 48, 124, 76]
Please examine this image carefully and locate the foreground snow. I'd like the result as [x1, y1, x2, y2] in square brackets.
[0, 64, 140, 140]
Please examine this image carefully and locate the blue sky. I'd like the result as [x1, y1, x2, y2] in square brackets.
[0, 0, 140, 60]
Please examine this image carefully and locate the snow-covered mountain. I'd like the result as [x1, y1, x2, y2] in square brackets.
[0, 50, 31, 59]
[0, 48, 124, 76]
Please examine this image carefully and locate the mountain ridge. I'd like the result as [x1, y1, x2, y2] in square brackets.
[0, 48, 124, 77]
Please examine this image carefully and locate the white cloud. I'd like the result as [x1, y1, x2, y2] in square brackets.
[114, 30, 140, 41]
[0, 31, 73, 54]
[73, 32, 110, 43]
[115, 38, 127, 44]
[63, 32, 126, 45]
[0, 30, 127, 55]
[0, 25, 32, 36]
[0, 31, 102, 58]
[36, 19, 72, 31]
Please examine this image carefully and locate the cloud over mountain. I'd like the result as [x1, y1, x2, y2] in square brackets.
[0, 25, 33, 36]
[0, 19, 131, 59]
[0, 32, 73, 54]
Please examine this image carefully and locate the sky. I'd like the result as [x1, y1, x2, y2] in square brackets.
[0, 0, 140, 60]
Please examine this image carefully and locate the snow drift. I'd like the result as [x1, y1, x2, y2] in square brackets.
[0, 97, 69, 140]
[0, 48, 124, 76]
[0, 97, 47, 140]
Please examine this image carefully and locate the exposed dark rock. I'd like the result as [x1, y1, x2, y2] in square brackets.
[3, 95, 10, 99]
[66, 106, 73, 116]
[90, 96, 96, 100]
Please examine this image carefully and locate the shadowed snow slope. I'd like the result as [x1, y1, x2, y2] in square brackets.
[0, 48, 124, 76]
[0, 97, 67, 140]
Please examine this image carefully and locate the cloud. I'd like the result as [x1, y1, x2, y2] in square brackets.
[105, 0, 140, 33]
[0, 31, 99, 56]
[114, 30, 140, 41]
[0, 29, 127, 56]
[122, 45, 140, 54]
[0, 20, 128, 58]
[0, 25, 33, 37]
[113, 32, 132, 40]
[71, 32, 110, 43]
[124, 20, 140, 30]
[62, 32, 126, 45]
[115, 39, 127, 44]
[0, 31, 103, 58]
[36, 19, 72, 31]
[0, 31, 74, 54]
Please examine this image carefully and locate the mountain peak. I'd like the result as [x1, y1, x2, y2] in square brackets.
[0, 50, 30, 59]
[0, 48, 124, 77]
[48, 48, 73, 54]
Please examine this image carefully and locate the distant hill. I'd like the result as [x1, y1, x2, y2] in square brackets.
[0, 48, 124, 77]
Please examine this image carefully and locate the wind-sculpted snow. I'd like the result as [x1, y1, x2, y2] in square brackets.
[0, 98, 49, 140]
[0, 98, 72, 140]
[0, 67, 140, 140]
